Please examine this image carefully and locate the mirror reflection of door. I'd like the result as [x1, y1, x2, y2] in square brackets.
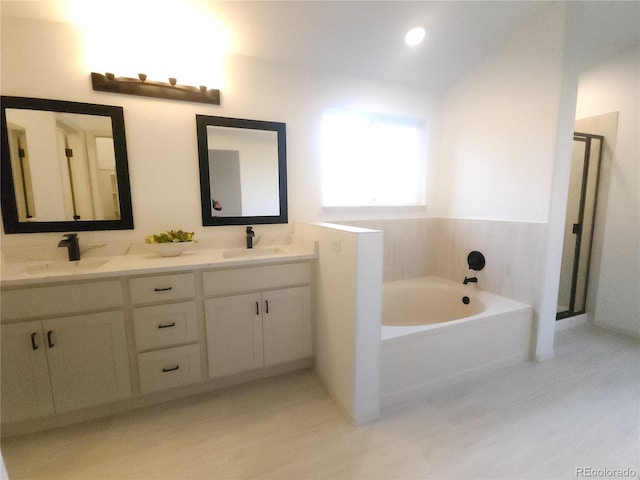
[557, 132, 604, 320]
[7, 128, 36, 221]
[5, 109, 119, 222]
[205, 125, 281, 218]
[209, 149, 243, 216]
[95, 136, 120, 220]
[56, 127, 85, 220]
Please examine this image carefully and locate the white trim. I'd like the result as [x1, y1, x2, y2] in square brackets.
[555, 313, 588, 332]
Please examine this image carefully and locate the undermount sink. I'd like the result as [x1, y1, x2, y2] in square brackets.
[21, 259, 109, 275]
[222, 246, 284, 259]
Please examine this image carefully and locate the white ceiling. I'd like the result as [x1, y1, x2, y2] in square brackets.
[204, 0, 551, 90]
[2, 1, 638, 90]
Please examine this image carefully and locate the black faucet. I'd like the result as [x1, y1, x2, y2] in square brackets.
[463, 276, 477, 285]
[58, 233, 81, 261]
[246, 226, 255, 249]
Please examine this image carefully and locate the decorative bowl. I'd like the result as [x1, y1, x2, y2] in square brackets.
[147, 241, 191, 257]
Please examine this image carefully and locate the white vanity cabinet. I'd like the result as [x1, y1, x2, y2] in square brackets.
[203, 263, 312, 378]
[1, 281, 131, 423]
[130, 273, 203, 394]
[0, 251, 316, 433]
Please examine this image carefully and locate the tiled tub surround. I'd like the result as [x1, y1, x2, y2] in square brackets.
[340, 218, 547, 307]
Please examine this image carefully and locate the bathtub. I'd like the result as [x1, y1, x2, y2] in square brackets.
[380, 276, 533, 407]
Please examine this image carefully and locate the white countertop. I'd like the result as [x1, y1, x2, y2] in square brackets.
[1, 240, 318, 288]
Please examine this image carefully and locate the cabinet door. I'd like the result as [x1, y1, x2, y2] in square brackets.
[263, 286, 312, 366]
[205, 293, 263, 378]
[44, 311, 132, 413]
[1, 322, 55, 423]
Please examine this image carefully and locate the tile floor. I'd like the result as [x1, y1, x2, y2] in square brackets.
[2, 324, 638, 479]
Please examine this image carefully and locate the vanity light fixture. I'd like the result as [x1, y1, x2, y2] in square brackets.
[405, 26, 426, 46]
[91, 72, 221, 105]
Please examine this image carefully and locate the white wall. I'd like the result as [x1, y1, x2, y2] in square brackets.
[575, 44, 640, 337]
[0, 16, 439, 248]
[295, 222, 383, 424]
[435, 3, 568, 223]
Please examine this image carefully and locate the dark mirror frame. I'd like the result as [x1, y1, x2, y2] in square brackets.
[1, 96, 134, 234]
[196, 115, 288, 226]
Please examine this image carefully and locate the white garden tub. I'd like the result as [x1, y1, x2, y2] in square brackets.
[380, 276, 533, 407]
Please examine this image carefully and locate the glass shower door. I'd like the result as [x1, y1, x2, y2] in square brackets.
[557, 132, 603, 319]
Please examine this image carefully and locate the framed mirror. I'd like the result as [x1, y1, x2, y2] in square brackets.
[196, 115, 288, 226]
[1, 96, 134, 233]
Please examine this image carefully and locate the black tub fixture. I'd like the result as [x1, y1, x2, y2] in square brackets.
[467, 251, 486, 271]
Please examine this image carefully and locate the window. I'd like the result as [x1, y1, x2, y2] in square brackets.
[321, 110, 426, 207]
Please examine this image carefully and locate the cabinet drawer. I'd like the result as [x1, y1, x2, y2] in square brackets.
[137, 344, 202, 394]
[133, 302, 198, 351]
[129, 273, 195, 304]
[1, 280, 123, 321]
[203, 262, 311, 296]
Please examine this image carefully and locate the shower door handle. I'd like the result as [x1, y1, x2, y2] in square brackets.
[572, 223, 581, 235]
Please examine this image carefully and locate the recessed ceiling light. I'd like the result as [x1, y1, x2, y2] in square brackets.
[405, 26, 426, 47]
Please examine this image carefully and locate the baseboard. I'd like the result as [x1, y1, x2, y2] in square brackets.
[592, 321, 640, 339]
[313, 368, 381, 426]
[555, 313, 588, 332]
[534, 351, 556, 362]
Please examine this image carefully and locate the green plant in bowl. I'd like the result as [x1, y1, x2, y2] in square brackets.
[145, 229, 194, 244]
[145, 230, 194, 256]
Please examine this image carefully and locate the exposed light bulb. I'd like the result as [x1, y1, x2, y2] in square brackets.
[405, 26, 426, 46]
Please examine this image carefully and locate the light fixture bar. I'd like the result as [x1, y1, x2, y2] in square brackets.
[91, 72, 221, 105]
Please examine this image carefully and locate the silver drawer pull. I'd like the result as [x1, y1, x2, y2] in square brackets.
[154, 286, 173, 292]
[158, 322, 176, 329]
[162, 365, 180, 373]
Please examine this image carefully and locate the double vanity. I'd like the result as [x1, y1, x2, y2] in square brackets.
[0, 238, 317, 435]
[0, 96, 309, 435]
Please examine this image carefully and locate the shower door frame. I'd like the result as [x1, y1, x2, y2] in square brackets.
[556, 131, 604, 320]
